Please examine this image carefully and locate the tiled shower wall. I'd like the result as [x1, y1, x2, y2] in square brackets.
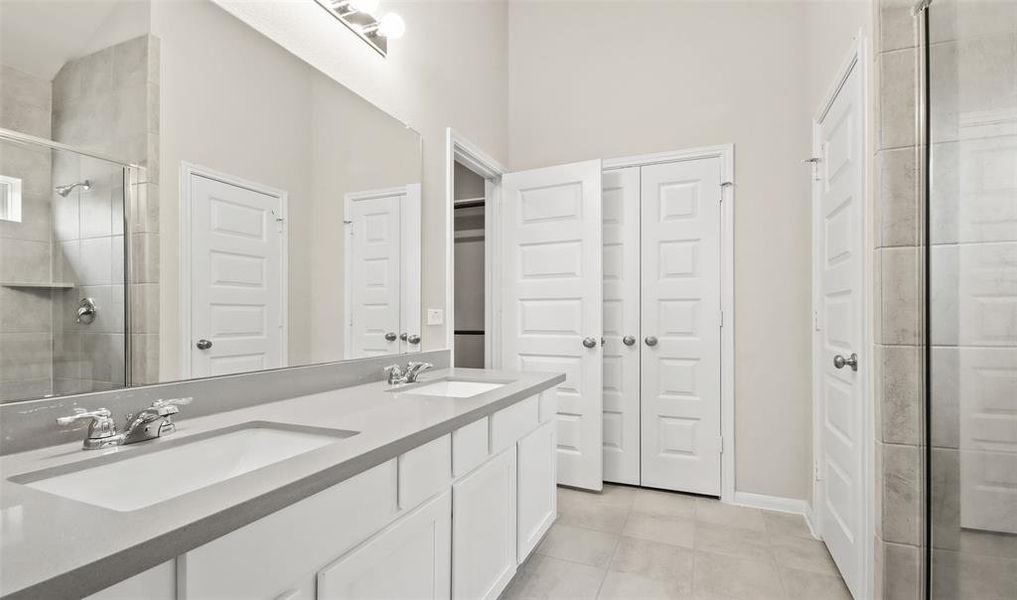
[49, 35, 161, 390]
[874, 1, 924, 598]
[874, 1, 1017, 598]
[0, 66, 55, 399]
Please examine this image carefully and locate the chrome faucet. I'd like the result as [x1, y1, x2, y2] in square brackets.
[56, 408, 124, 450]
[57, 398, 192, 450]
[384, 361, 434, 385]
[123, 398, 192, 445]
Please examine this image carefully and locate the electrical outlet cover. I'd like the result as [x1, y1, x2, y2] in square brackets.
[426, 309, 444, 325]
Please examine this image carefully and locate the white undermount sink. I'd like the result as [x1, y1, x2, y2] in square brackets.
[405, 380, 506, 398]
[13, 423, 357, 512]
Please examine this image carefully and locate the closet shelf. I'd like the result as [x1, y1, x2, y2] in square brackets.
[1, 281, 76, 289]
[454, 229, 485, 240]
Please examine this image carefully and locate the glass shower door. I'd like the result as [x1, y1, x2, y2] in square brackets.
[0, 136, 128, 402]
[926, 2, 1017, 597]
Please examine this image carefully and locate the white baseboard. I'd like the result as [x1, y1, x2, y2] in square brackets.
[731, 491, 820, 539]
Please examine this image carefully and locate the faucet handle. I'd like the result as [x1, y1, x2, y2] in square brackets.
[384, 364, 405, 384]
[151, 397, 192, 415]
[56, 408, 121, 449]
[56, 407, 112, 427]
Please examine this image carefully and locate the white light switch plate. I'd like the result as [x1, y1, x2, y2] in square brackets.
[426, 309, 444, 326]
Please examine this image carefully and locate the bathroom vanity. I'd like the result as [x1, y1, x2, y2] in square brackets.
[0, 368, 563, 600]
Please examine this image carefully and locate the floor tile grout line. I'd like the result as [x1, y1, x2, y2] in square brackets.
[592, 520, 626, 600]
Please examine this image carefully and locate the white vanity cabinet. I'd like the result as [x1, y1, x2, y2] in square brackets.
[317, 492, 452, 599]
[83, 391, 557, 600]
[452, 447, 517, 600]
[516, 419, 557, 562]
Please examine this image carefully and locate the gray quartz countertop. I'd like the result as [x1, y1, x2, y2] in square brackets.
[0, 368, 564, 599]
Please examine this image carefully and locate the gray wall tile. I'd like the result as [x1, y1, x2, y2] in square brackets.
[880, 345, 922, 445]
[883, 541, 922, 600]
[0, 287, 52, 334]
[879, 0, 917, 53]
[879, 49, 917, 150]
[880, 247, 921, 345]
[883, 443, 922, 545]
[878, 147, 918, 247]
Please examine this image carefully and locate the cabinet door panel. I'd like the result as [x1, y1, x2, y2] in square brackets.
[85, 561, 175, 600]
[318, 492, 452, 600]
[453, 448, 517, 600]
[517, 420, 557, 563]
[182, 461, 398, 599]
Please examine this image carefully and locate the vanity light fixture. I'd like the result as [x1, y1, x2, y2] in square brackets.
[316, 0, 405, 56]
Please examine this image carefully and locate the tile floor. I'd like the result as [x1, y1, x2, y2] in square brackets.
[501, 484, 851, 600]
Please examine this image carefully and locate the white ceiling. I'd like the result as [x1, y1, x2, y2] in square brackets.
[0, 0, 140, 80]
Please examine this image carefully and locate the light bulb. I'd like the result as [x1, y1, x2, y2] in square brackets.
[348, 0, 380, 15]
[377, 13, 405, 38]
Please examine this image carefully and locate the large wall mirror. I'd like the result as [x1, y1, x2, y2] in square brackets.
[0, 0, 423, 403]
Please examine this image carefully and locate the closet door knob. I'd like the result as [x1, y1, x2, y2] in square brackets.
[582, 336, 598, 349]
[384, 332, 398, 342]
[196, 339, 212, 350]
[407, 334, 421, 345]
[644, 336, 658, 347]
[622, 335, 636, 346]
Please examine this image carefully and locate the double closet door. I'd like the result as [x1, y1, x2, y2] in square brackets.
[498, 155, 723, 496]
[602, 159, 723, 496]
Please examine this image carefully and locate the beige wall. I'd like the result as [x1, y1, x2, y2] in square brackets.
[154, 0, 876, 501]
[212, 0, 510, 353]
[152, 0, 419, 380]
[508, 0, 869, 502]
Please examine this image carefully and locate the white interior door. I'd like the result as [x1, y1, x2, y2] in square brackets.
[499, 159, 604, 491]
[188, 173, 285, 378]
[602, 167, 641, 485]
[814, 56, 865, 598]
[400, 184, 422, 354]
[346, 191, 402, 358]
[639, 158, 723, 495]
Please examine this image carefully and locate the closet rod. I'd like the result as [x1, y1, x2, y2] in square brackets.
[454, 330, 485, 336]
[454, 199, 484, 209]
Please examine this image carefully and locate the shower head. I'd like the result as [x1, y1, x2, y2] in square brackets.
[55, 180, 91, 197]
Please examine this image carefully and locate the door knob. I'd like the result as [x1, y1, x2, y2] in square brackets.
[384, 332, 398, 342]
[407, 334, 421, 345]
[644, 336, 658, 347]
[196, 339, 212, 350]
[400, 332, 408, 341]
[833, 353, 858, 371]
[582, 336, 598, 349]
[622, 335, 636, 346]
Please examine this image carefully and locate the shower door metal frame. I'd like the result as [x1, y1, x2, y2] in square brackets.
[0, 126, 146, 389]
[915, 1, 933, 597]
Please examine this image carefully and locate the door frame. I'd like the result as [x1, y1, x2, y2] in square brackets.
[809, 31, 874, 600]
[178, 162, 289, 379]
[603, 144, 736, 503]
[343, 184, 421, 357]
[444, 128, 507, 367]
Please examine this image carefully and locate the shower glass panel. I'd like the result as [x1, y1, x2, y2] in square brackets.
[926, 2, 1017, 597]
[0, 136, 128, 402]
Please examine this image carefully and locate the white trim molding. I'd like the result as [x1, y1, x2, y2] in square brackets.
[444, 128, 507, 365]
[178, 162, 289, 379]
[732, 492, 819, 538]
